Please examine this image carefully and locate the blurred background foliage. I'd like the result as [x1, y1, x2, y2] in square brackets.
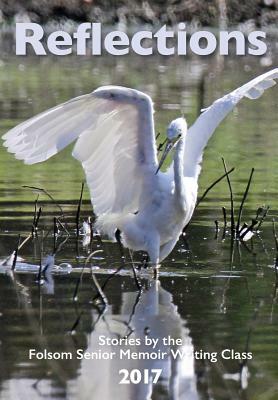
[0, 0, 276, 27]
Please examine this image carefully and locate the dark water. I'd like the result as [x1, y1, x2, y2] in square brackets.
[0, 52, 277, 400]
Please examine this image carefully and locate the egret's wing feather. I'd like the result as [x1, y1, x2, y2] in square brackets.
[184, 68, 278, 179]
[3, 94, 103, 164]
[73, 86, 158, 214]
[3, 86, 158, 215]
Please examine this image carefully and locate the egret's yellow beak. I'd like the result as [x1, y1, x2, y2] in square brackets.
[155, 139, 174, 174]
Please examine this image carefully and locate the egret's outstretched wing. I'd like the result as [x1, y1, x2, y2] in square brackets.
[3, 86, 158, 215]
[183, 68, 278, 179]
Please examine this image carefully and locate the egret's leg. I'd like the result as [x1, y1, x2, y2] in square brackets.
[153, 267, 159, 280]
[115, 229, 141, 289]
[146, 232, 160, 278]
[115, 228, 125, 259]
[139, 253, 149, 270]
[128, 249, 141, 290]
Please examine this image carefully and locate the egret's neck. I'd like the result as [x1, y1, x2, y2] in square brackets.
[173, 137, 186, 208]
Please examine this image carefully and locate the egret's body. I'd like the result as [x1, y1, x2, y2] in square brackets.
[3, 68, 278, 267]
[95, 119, 196, 264]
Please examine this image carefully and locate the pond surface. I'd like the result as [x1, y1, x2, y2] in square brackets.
[0, 52, 277, 400]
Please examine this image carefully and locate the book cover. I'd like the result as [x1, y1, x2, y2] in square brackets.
[0, 1, 277, 399]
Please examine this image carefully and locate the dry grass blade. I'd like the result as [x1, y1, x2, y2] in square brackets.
[256, 206, 270, 231]
[22, 185, 65, 217]
[183, 164, 234, 232]
[222, 206, 227, 228]
[72, 250, 104, 303]
[196, 167, 235, 208]
[76, 182, 85, 238]
[222, 158, 235, 233]
[273, 218, 278, 253]
[236, 168, 255, 235]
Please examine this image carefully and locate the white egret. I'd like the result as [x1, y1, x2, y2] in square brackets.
[3, 68, 278, 269]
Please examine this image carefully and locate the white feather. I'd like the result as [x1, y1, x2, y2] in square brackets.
[183, 68, 278, 179]
[3, 86, 158, 217]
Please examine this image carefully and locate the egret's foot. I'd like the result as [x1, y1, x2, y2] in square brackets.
[138, 253, 150, 270]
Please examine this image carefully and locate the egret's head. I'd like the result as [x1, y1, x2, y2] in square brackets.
[167, 117, 187, 142]
[155, 117, 187, 174]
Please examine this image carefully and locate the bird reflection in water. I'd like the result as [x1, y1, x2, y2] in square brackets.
[68, 279, 198, 400]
